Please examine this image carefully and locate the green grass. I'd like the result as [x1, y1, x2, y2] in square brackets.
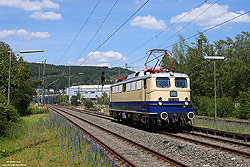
[193, 117, 250, 135]
[0, 112, 114, 166]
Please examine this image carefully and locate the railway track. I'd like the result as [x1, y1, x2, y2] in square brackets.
[61, 105, 250, 143]
[55, 106, 250, 157]
[49, 106, 188, 167]
[196, 116, 250, 125]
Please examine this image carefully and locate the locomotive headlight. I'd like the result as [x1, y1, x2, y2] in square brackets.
[158, 97, 163, 106]
[185, 97, 188, 106]
[158, 101, 163, 106]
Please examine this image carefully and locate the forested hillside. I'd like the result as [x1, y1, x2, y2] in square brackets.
[164, 32, 250, 119]
[29, 63, 133, 89]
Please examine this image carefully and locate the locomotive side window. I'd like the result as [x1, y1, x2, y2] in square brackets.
[131, 82, 136, 91]
[127, 83, 131, 92]
[115, 86, 118, 93]
[137, 80, 142, 90]
[175, 78, 187, 88]
[156, 77, 170, 88]
[119, 85, 122, 93]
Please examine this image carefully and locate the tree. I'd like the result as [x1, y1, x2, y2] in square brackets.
[0, 41, 38, 116]
[84, 98, 93, 108]
[11, 57, 37, 115]
[171, 34, 188, 72]
[0, 93, 19, 135]
[162, 32, 250, 119]
[71, 93, 81, 106]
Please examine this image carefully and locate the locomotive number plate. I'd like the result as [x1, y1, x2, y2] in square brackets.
[170, 91, 178, 97]
[168, 98, 179, 102]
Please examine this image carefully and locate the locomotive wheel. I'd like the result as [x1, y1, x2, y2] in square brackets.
[146, 118, 152, 128]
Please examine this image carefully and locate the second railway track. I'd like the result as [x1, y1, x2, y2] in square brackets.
[60, 105, 250, 153]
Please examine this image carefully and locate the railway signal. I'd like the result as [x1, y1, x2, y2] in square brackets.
[101, 71, 105, 86]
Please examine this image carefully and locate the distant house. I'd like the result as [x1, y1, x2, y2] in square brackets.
[49, 89, 54, 93]
[66, 85, 111, 101]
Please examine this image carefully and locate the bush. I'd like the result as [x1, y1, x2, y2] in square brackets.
[71, 94, 81, 106]
[84, 98, 93, 108]
[0, 103, 20, 135]
[234, 90, 250, 119]
[192, 96, 235, 118]
[192, 96, 213, 116]
[217, 96, 234, 118]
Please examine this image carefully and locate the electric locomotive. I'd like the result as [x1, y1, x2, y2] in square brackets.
[109, 49, 194, 128]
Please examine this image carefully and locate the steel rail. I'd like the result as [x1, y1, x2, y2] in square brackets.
[190, 125, 250, 142]
[55, 105, 250, 147]
[49, 107, 136, 167]
[160, 131, 250, 158]
[196, 116, 250, 125]
[52, 105, 250, 158]
[183, 131, 250, 148]
[50, 106, 189, 167]
[62, 105, 250, 142]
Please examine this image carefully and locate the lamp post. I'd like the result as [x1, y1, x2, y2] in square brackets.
[205, 56, 224, 119]
[78, 73, 84, 99]
[7, 50, 44, 104]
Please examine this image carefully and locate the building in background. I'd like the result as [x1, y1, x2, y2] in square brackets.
[66, 85, 111, 101]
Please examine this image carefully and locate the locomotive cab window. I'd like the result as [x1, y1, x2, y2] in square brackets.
[127, 83, 131, 92]
[119, 85, 122, 93]
[131, 82, 136, 91]
[137, 80, 142, 90]
[156, 77, 170, 88]
[175, 78, 187, 88]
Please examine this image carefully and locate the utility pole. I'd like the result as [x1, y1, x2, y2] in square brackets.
[68, 66, 71, 103]
[205, 56, 224, 120]
[7, 51, 12, 104]
[42, 60, 46, 106]
[125, 63, 131, 76]
[38, 64, 41, 104]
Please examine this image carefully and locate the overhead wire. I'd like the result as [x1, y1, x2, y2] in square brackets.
[128, 10, 250, 66]
[57, 0, 102, 64]
[74, 0, 119, 65]
[127, 0, 218, 65]
[122, 0, 208, 62]
[158, 0, 219, 47]
[79, 0, 150, 65]
[164, 10, 250, 49]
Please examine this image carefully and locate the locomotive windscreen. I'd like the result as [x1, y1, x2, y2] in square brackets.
[175, 78, 187, 88]
[156, 77, 170, 88]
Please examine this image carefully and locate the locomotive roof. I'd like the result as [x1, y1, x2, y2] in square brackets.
[111, 72, 189, 87]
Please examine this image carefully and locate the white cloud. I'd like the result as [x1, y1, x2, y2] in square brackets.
[170, 3, 250, 28]
[0, 29, 50, 39]
[73, 51, 128, 67]
[134, 0, 147, 5]
[30, 11, 62, 20]
[130, 15, 166, 30]
[0, 0, 59, 11]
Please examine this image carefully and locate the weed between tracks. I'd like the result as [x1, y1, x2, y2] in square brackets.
[193, 117, 250, 134]
[0, 112, 115, 166]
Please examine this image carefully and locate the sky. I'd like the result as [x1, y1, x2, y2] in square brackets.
[0, 0, 250, 71]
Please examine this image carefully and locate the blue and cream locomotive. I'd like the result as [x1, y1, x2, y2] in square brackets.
[109, 49, 194, 128]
